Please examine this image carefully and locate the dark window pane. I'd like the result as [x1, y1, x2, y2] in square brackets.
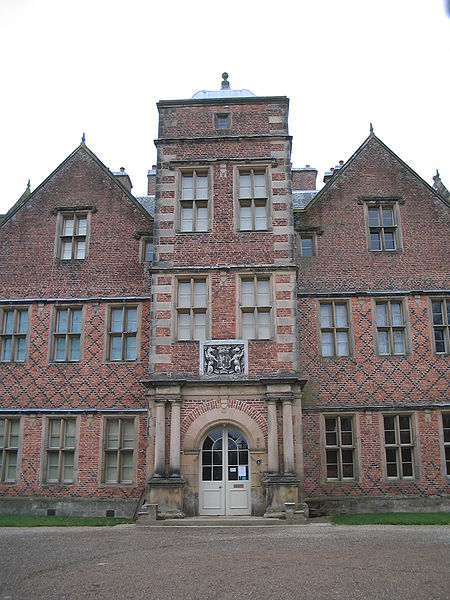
[432, 302, 443, 325]
[434, 329, 445, 353]
[202, 451, 212, 466]
[326, 432, 337, 446]
[400, 429, 411, 444]
[213, 450, 222, 465]
[239, 451, 248, 465]
[399, 415, 410, 431]
[228, 451, 237, 466]
[384, 416, 395, 431]
[341, 431, 353, 446]
[213, 466, 222, 481]
[228, 467, 238, 480]
[203, 436, 213, 451]
[202, 467, 211, 481]
[384, 431, 396, 444]
[325, 418, 337, 432]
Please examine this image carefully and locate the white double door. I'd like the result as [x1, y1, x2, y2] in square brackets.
[199, 425, 251, 516]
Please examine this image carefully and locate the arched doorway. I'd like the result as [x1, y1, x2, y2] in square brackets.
[199, 425, 251, 516]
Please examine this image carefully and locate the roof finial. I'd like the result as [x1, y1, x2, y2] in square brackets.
[221, 72, 230, 90]
[27, 179, 30, 191]
[81, 132, 86, 144]
[370, 122, 374, 134]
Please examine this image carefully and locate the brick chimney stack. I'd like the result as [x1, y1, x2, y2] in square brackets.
[114, 167, 132, 192]
[291, 166, 317, 190]
[147, 165, 156, 195]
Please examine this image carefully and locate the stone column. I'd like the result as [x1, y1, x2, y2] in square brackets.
[282, 399, 295, 474]
[169, 400, 181, 476]
[154, 400, 166, 476]
[267, 399, 279, 473]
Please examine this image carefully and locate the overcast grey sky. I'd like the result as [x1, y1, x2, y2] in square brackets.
[0, 0, 448, 214]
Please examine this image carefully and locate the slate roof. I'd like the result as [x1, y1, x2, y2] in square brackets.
[136, 195, 155, 217]
[293, 190, 317, 210]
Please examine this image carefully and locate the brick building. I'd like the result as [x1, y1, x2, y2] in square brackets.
[1, 75, 449, 518]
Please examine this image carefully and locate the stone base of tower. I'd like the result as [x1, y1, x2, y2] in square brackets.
[146, 476, 186, 519]
[261, 473, 301, 517]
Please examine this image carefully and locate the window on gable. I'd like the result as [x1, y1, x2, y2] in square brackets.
[180, 171, 210, 232]
[176, 278, 208, 341]
[240, 276, 271, 340]
[238, 169, 269, 231]
[107, 305, 139, 361]
[0, 307, 29, 363]
[431, 298, 450, 354]
[52, 307, 82, 362]
[324, 415, 356, 480]
[383, 414, 415, 479]
[366, 204, 399, 251]
[319, 301, 351, 357]
[375, 300, 407, 355]
[103, 418, 136, 484]
[57, 212, 89, 260]
[0, 417, 20, 482]
[45, 417, 76, 483]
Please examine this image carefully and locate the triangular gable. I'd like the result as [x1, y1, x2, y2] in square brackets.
[1, 142, 154, 227]
[297, 133, 450, 212]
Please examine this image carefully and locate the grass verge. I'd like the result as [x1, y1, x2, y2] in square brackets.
[0, 515, 133, 527]
[332, 512, 450, 525]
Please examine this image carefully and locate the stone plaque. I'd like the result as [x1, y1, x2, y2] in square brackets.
[200, 340, 248, 376]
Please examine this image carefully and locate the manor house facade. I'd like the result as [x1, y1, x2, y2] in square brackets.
[1, 75, 449, 518]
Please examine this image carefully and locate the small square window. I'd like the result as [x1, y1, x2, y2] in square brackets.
[215, 113, 230, 130]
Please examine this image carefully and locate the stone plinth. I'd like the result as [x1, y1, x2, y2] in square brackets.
[261, 473, 301, 517]
[147, 476, 186, 519]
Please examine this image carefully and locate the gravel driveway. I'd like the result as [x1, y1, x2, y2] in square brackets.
[1, 524, 449, 599]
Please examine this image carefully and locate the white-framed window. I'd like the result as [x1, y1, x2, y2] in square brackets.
[176, 279, 207, 340]
[51, 306, 83, 362]
[106, 305, 139, 361]
[0, 417, 20, 482]
[44, 417, 76, 483]
[319, 301, 351, 357]
[324, 415, 356, 480]
[103, 418, 136, 484]
[431, 298, 450, 354]
[365, 203, 400, 251]
[240, 276, 271, 340]
[179, 170, 210, 232]
[375, 299, 408, 355]
[442, 413, 450, 477]
[237, 169, 269, 231]
[57, 212, 89, 260]
[0, 307, 29, 363]
[383, 414, 415, 479]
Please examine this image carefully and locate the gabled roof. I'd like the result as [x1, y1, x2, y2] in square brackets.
[295, 133, 450, 212]
[0, 142, 154, 227]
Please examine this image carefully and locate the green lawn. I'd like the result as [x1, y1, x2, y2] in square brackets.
[0, 515, 133, 527]
[332, 512, 450, 525]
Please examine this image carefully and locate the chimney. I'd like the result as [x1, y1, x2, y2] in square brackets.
[147, 165, 156, 195]
[323, 160, 345, 184]
[114, 167, 133, 192]
[291, 166, 317, 190]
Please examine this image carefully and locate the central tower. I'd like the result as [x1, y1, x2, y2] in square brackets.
[144, 74, 304, 517]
